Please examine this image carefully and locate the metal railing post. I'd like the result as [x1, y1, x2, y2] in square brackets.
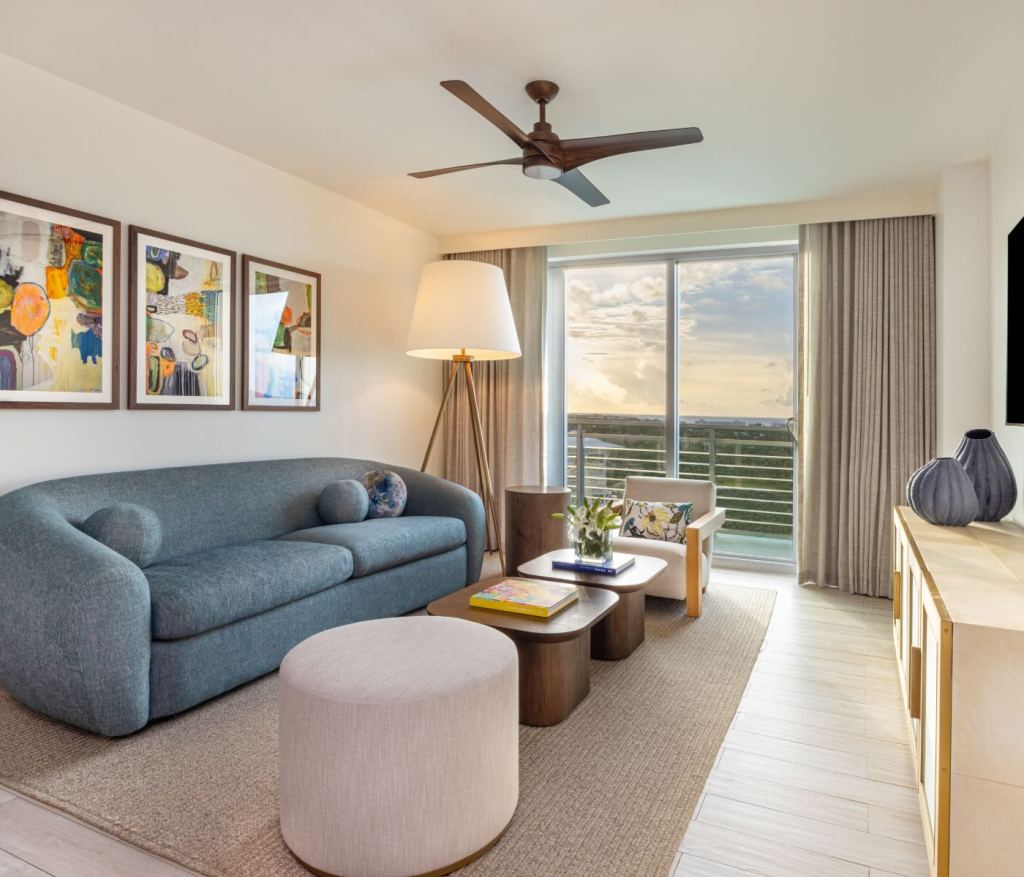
[707, 427, 717, 482]
[575, 422, 586, 502]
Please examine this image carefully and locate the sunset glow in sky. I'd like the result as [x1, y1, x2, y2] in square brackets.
[565, 256, 795, 418]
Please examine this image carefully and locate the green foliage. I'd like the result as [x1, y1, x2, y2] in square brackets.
[551, 496, 621, 532]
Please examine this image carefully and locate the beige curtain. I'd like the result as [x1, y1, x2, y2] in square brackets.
[798, 217, 936, 597]
[442, 247, 547, 546]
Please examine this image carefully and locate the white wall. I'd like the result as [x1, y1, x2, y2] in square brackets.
[0, 55, 440, 495]
[936, 161, 991, 454]
[990, 86, 1024, 522]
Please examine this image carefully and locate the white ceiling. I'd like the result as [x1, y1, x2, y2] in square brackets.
[5, 0, 1024, 237]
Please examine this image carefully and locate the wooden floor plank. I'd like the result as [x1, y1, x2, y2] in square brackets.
[672, 852, 760, 876]
[724, 729, 869, 777]
[760, 639, 901, 666]
[738, 686, 907, 727]
[716, 742, 921, 813]
[869, 804, 928, 846]
[0, 789, 15, 807]
[703, 770, 869, 831]
[696, 795, 928, 877]
[0, 849, 53, 877]
[0, 798, 196, 877]
[737, 697, 870, 737]
[681, 819, 869, 877]
[731, 712, 913, 762]
[755, 657, 901, 689]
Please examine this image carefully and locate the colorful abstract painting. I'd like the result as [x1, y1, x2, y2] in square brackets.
[129, 227, 234, 409]
[0, 192, 119, 408]
[242, 256, 320, 411]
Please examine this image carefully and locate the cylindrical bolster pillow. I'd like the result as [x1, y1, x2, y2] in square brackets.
[81, 503, 163, 568]
[318, 479, 370, 524]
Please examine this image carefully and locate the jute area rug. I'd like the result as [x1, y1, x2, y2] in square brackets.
[0, 584, 774, 877]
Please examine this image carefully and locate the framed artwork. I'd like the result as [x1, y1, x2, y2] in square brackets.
[128, 226, 235, 410]
[242, 255, 321, 411]
[0, 190, 120, 409]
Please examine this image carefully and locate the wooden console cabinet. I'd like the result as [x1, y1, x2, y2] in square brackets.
[892, 507, 1024, 876]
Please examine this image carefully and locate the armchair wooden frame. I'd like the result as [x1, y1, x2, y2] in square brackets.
[685, 507, 726, 617]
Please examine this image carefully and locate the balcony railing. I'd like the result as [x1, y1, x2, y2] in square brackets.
[566, 415, 795, 559]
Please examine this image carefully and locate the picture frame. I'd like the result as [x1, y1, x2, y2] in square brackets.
[0, 190, 120, 409]
[128, 226, 236, 410]
[241, 255, 321, 411]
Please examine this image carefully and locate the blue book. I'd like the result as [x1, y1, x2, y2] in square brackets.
[550, 550, 636, 576]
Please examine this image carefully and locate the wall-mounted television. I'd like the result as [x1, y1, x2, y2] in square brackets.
[1009, 215, 1024, 424]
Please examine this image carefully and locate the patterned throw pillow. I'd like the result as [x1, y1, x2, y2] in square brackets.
[619, 499, 693, 544]
[361, 469, 408, 518]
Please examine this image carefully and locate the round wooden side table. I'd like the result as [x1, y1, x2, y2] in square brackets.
[504, 485, 570, 579]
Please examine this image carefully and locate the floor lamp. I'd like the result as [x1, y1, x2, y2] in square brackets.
[407, 260, 521, 576]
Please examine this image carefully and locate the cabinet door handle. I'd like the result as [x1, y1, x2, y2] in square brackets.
[892, 570, 901, 620]
[909, 645, 922, 719]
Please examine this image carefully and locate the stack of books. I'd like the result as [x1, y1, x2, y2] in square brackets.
[549, 548, 636, 576]
[470, 578, 579, 618]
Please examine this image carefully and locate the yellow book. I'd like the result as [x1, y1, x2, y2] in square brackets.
[470, 577, 579, 618]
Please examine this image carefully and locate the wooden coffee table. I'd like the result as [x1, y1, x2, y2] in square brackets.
[517, 550, 668, 660]
[427, 584, 618, 727]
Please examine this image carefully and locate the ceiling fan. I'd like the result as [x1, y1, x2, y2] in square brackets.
[408, 80, 703, 207]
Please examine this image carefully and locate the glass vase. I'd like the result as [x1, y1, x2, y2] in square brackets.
[571, 526, 614, 565]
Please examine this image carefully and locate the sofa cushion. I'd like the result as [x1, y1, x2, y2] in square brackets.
[280, 516, 465, 577]
[146, 540, 354, 640]
[81, 503, 162, 568]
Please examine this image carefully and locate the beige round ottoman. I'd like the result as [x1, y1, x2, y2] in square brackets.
[279, 616, 519, 877]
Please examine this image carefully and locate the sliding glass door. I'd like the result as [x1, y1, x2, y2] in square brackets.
[558, 247, 797, 562]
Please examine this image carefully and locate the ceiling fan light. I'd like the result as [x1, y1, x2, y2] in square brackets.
[522, 157, 562, 180]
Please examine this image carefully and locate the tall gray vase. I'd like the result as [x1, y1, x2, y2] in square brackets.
[954, 428, 1017, 522]
[907, 457, 979, 526]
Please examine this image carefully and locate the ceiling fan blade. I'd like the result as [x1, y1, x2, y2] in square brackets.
[440, 80, 559, 164]
[553, 169, 610, 207]
[441, 80, 533, 149]
[408, 158, 521, 179]
[561, 127, 703, 169]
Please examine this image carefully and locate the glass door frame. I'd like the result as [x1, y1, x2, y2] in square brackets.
[549, 243, 799, 562]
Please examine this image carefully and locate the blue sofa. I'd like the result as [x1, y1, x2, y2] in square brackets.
[0, 458, 484, 736]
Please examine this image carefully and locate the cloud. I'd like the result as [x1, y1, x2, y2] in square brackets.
[564, 256, 795, 417]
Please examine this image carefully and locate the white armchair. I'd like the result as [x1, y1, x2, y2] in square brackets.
[612, 476, 726, 618]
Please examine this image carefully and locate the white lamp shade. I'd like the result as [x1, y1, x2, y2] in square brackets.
[406, 260, 522, 360]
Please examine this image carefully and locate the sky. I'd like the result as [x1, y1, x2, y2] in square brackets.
[565, 256, 794, 418]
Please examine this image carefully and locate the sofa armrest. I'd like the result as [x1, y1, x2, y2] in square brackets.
[0, 490, 151, 735]
[391, 467, 486, 585]
[684, 507, 725, 619]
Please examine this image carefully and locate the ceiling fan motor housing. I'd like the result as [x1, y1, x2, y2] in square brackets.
[522, 153, 562, 179]
[523, 119, 562, 179]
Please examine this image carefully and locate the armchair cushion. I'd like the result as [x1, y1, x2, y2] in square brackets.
[620, 499, 692, 544]
[612, 534, 709, 599]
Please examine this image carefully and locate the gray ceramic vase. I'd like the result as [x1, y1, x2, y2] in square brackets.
[953, 428, 1017, 522]
[907, 457, 979, 526]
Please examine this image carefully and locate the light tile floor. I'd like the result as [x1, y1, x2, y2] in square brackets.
[671, 567, 928, 877]
[0, 565, 925, 877]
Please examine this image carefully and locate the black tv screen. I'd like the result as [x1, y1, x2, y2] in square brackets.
[1010, 215, 1024, 424]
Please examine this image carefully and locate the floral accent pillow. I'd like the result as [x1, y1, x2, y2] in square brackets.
[619, 499, 693, 544]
